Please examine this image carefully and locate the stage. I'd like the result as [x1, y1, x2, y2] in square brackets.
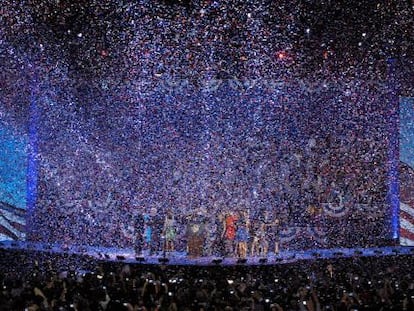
[1, 240, 412, 266]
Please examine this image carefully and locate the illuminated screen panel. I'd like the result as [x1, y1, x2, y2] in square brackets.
[400, 97, 414, 246]
[0, 122, 27, 241]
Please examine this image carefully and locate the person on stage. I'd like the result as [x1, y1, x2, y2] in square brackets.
[265, 210, 281, 255]
[235, 210, 250, 258]
[144, 207, 162, 255]
[204, 213, 218, 257]
[163, 210, 176, 252]
[143, 212, 152, 254]
[151, 207, 164, 255]
[222, 211, 237, 257]
[211, 212, 225, 257]
[251, 215, 268, 257]
[134, 213, 144, 255]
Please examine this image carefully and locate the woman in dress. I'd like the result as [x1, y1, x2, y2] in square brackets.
[222, 211, 237, 257]
[163, 210, 176, 252]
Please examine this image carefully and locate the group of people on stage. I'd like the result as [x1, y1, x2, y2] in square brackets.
[134, 208, 281, 259]
[221, 209, 280, 258]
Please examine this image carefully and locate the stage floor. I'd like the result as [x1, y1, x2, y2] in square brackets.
[1, 240, 413, 266]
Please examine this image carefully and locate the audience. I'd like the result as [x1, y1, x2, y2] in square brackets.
[0, 249, 413, 311]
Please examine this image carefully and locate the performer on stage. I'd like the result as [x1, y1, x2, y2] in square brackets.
[235, 210, 250, 258]
[145, 207, 163, 255]
[270, 217, 280, 254]
[265, 210, 280, 254]
[143, 213, 152, 253]
[251, 215, 268, 257]
[163, 210, 176, 252]
[211, 212, 225, 257]
[222, 211, 237, 257]
[204, 213, 219, 256]
[134, 213, 144, 255]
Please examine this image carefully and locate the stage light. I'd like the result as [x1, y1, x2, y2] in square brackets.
[135, 256, 146, 262]
[259, 258, 267, 264]
[116, 255, 126, 261]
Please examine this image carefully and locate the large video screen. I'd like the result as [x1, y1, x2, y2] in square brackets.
[399, 97, 414, 246]
[0, 120, 27, 241]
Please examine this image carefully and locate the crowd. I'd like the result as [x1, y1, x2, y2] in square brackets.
[1, 248, 414, 311]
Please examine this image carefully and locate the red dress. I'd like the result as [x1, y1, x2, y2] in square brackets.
[224, 214, 237, 240]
